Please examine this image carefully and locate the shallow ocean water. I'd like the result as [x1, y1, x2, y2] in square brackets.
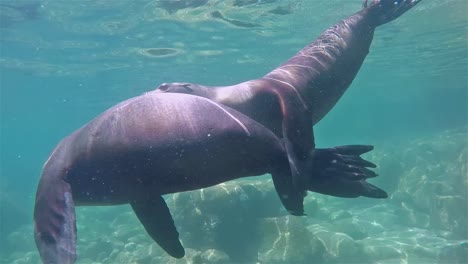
[0, 0, 467, 263]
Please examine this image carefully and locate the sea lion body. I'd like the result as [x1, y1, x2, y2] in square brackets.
[158, 0, 422, 129]
[54, 92, 283, 201]
[155, 0, 422, 193]
[34, 92, 296, 264]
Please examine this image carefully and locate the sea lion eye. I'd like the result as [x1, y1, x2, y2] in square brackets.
[158, 83, 169, 91]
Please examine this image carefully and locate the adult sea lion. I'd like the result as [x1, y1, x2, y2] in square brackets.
[155, 0, 422, 192]
[34, 92, 383, 263]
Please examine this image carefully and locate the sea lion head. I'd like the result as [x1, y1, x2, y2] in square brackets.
[155, 82, 211, 98]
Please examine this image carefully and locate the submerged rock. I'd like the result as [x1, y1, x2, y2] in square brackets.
[11, 252, 40, 264]
[200, 249, 230, 263]
[391, 129, 468, 238]
[167, 180, 285, 261]
[437, 242, 468, 264]
[308, 224, 368, 263]
[361, 228, 450, 262]
[258, 216, 324, 263]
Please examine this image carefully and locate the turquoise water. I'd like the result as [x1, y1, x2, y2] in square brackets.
[0, 0, 467, 263]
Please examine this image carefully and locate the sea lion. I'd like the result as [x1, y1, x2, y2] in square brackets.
[34, 91, 383, 263]
[155, 0, 422, 193]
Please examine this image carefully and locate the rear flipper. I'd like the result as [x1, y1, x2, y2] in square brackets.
[272, 145, 386, 216]
[34, 178, 77, 264]
[310, 178, 388, 198]
[363, 0, 423, 27]
[308, 145, 388, 198]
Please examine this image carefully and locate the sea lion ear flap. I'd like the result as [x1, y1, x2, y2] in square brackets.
[182, 83, 194, 92]
[271, 171, 306, 216]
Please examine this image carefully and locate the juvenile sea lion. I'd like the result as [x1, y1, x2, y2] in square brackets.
[155, 0, 422, 193]
[34, 92, 383, 263]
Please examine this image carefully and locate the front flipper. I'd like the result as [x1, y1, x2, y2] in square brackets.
[309, 145, 388, 198]
[130, 196, 185, 258]
[271, 170, 306, 216]
[269, 81, 315, 193]
[34, 177, 77, 264]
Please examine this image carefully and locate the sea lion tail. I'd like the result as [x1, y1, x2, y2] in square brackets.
[363, 0, 422, 27]
[34, 173, 77, 264]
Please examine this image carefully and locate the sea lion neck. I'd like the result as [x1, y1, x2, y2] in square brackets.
[211, 81, 258, 107]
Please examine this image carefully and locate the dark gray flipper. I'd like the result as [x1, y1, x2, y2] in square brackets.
[364, 0, 423, 27]
[34, 177, 77, 264]
[273, 144, 386, 216]
[130, 196, 185, 258]
[263, 79, 315, 193]
[271, 171, 305, 216]
[308, 145, 388, 199]
[310, 178, 387, 199]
